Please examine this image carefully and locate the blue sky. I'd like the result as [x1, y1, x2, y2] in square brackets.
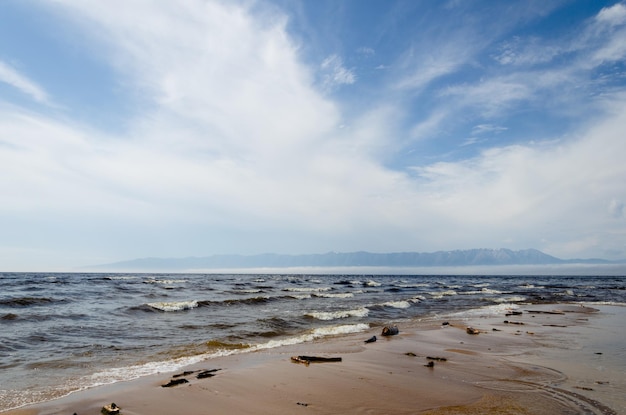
[1, 0, 626, 271]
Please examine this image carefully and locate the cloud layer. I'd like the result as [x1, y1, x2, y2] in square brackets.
[1, 1, 625, 270]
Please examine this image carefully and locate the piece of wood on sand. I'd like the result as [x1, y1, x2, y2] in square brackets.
[381, 325, 399, 336]
[291, 355, 342, 365]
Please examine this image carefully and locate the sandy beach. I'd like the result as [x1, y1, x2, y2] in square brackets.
[3, 303, 624, 415]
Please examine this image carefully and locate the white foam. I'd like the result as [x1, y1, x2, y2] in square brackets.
[429, 290, 458, 299]
[491, 295, 526, 303]
[447, 303, 521, 318]
[481, 288, 503, 294]
[381, 300, 411, 309]
[144, 279, 188, 285]
[314, 292, 354, 298]
[283, 287, 332, 292]
[252, 323, 370, 350]
[147, 300, 198, 312]
[307, 308, 369, 320]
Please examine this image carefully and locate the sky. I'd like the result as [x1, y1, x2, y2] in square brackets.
[1, 0, 626, 271]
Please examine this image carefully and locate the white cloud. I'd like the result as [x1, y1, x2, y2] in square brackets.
[1, 1, 626, 268]
[471, 124, 508, 135]
[0, 60, 49, 104]
[595, 2, 626, 27]
[441, 77, 532, 118]
[357, 47, 375, 56]
[319, 54, 356, 91]
[409, 93, 626, 258]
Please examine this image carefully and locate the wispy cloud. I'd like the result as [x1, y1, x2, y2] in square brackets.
[319, 54, 356, 91]
[0, 60, 49, 104]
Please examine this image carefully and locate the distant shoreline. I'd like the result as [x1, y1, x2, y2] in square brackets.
[77, 263, 626, 276]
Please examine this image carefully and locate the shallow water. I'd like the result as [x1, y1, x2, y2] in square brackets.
[0, 273, 624, 411]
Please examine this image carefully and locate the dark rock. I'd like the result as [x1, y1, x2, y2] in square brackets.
[466, 327, 480, 335]
[364, 335, 377, 343]
[101, 403, 120, 415]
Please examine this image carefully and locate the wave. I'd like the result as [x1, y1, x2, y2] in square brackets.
[428, 290, 458, 299]
[380, 300, 411, 309]
[194, 295, 290, 308]
[206, 340, 251, 350]
[143, 278, 188, 285]
[481, 288, 503, 294]
[230, 289, 263, 294]
[313, 292, 354, 299]
[447, 303, 521, 318]
[306, 308, 369, 321]
[395, 283, 431, 288]
[0, 297, 61, 307]
[283, 287, 332, 293]
[489, 296, 527, 303]
[287, 294, 311, 300]
[147, 300, 199, 312]
[253, 323, 370, 350]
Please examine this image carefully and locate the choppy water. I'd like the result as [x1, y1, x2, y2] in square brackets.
[1, 273, 625, 411]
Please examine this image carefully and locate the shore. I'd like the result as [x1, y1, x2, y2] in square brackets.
[3, 303, 624, 415]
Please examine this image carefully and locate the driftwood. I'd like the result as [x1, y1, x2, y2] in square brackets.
[427, 356, 447, 361]
[101, 403, 120, 415]
[381, 325, 399, 336]
[173, 370, 196, 378]
[504, 320, 525, 325]
[197, 369, 221, 379]
[161, 378, 189, 387]
[526, 310, 565, 315]
[291, 355, 342, 365]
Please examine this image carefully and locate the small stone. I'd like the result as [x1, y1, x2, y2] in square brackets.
[466, 327, 480, 335]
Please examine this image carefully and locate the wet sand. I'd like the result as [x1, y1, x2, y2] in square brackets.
[3, 303, 624, 415]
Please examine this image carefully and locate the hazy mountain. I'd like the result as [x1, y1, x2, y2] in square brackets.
[89, 248, 616, 271]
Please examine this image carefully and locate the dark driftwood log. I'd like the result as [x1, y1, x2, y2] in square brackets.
[161, 378, 189, 387]
[364, 335, 377, 343]
[381, 326, 399, 336]
[173, 370, 196, 378]
[197, 369, 221, 379]
[291, 356, 342, 365]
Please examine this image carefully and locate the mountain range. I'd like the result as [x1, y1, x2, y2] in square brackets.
[90, 248, 621, 271]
